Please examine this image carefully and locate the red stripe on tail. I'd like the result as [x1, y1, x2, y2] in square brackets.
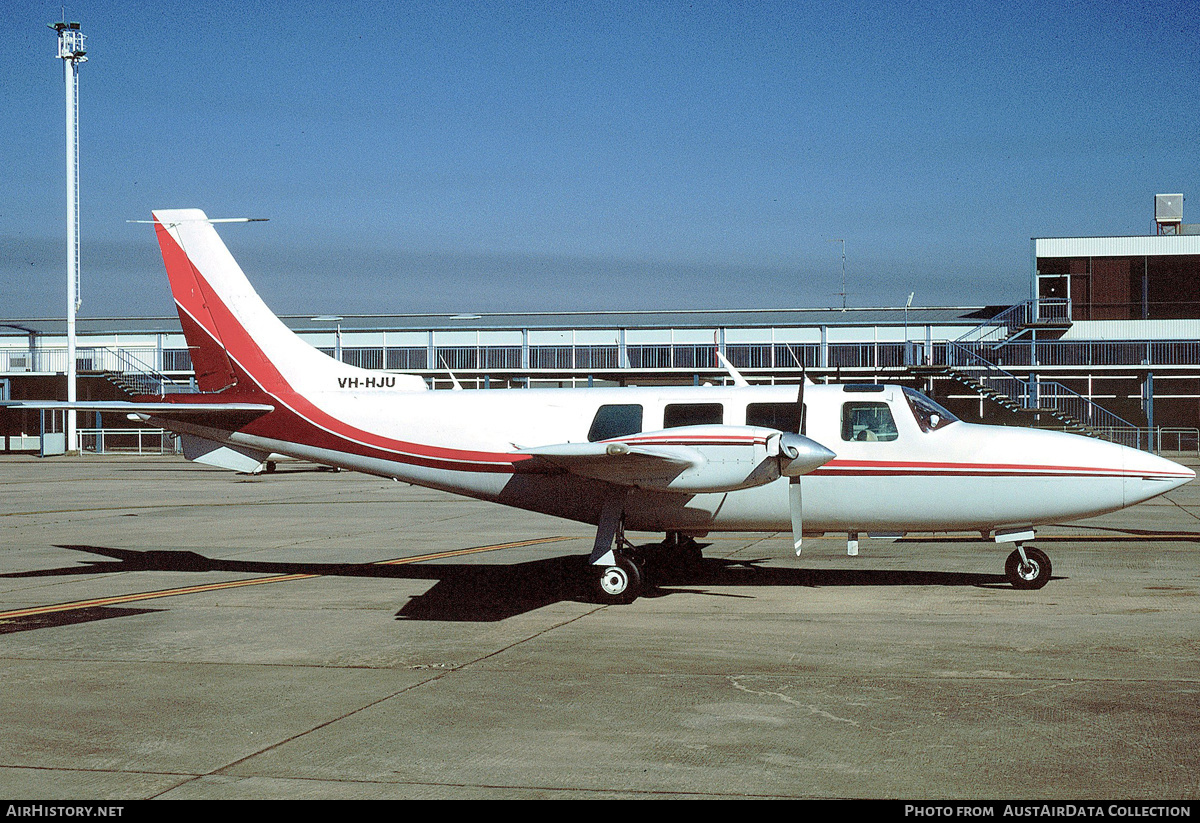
[154, 220, 239, 392]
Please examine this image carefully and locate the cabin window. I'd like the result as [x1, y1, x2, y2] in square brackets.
[841, 402, 899, 442]
[902, 387, 958, 432]
[746, 402, 803, 434]
[588, 404, 644, 442]
[663, 403, 723, 428]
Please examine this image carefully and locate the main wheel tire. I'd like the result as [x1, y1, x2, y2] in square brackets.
[1005, 547, 1052, 590]
[594, 555, 643, 604]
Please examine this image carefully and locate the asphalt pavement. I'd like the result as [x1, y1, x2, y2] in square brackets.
[1, 454, 1198, 799]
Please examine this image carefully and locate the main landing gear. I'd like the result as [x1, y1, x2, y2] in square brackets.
[588, 497, 640, 604]
[1004, 545, 1052, 590]
[594, 553, 643, 604]
[588, 497, 709, 604]
[589, 532, 706, 604]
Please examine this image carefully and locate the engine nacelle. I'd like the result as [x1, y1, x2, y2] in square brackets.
[517, 425, 836, 495]
[611, 425, 789, 493]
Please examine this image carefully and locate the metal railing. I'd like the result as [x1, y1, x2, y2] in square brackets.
[945, 340, 1141, 444]
[0, 345, 190, 392]
[972, 339, 1200, 368]
[280, 339, 1200, 372]
[7, 314, 1200, 390]
[1039, 427, 1200, 455]
[94, 346, 189, 395]
[954, 299, 1072, 348]
[956, 302, 1032, 346]
[0, 345, 165, 374]
[77, 428, 181, 455]
[1034, 297, 1072, 323]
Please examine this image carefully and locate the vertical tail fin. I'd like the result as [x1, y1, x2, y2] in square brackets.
[154, 211, 239, 391]
[151, 209, 426, 396]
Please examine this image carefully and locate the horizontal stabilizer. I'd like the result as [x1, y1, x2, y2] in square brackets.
[0, 401, 274, 417]
[0, 401, 274, 436]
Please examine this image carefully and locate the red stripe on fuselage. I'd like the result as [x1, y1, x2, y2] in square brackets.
[812, 458, 1183, 479]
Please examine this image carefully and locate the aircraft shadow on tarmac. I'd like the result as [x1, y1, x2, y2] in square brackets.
[0, 606, 162, 635]
[0, 543, 1026, 623]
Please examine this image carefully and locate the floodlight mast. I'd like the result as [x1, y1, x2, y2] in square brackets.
[51, 21, 86, 452]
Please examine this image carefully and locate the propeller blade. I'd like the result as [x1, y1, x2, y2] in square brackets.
[797, 379, 805, 434]
[784, 380, 823, 557]
[789, 478, 803, 555]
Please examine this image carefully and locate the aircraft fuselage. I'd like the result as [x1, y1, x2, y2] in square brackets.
[169, 381, 1190, 538]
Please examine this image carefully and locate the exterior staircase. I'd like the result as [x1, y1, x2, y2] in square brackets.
[87, 347, 188, 398]
[913, 300, 1144, 447]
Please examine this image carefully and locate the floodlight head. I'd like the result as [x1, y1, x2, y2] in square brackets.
[50, 20, 87, 61]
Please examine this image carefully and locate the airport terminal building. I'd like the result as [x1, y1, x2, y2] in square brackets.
[4, 203, 1200, 454]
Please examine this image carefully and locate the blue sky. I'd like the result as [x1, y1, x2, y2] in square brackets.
[2, 1, 1198, 319]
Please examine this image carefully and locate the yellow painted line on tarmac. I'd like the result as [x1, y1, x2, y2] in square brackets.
[0, 535, 578, 621]
[0, 575, 315, 620]
[374, 535, 579, 564]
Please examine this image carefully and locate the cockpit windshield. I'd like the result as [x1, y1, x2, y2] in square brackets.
[902, 387, 959, 432]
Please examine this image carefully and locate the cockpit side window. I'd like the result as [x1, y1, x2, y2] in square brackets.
[588, 404, 644, 442]
[841, 402, 899, 442]
[902, 388, 959, 432]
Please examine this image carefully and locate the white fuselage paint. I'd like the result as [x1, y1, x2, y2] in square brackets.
[185, 381, 1191, 536]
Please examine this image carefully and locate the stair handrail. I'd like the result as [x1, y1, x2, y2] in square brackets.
[955, 302, 1033, 346]
[92, 346, 186, 397]
[955, 299, 1072, 347]
[945, 340, 1141, 445]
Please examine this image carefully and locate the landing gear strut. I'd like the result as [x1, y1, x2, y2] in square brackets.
[588, 496, 644, 604]
[1005, 545, 1052, 590]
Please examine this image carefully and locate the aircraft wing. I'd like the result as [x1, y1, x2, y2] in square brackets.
[515, 441, 701, 488]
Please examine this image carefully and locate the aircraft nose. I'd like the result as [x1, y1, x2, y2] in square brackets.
[1122, 447, 1195, 507]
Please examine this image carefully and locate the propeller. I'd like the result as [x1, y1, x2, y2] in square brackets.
[791, 380, 805, 555]
[775, 379, 835, 555]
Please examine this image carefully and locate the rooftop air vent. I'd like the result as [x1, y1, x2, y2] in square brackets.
[1156, 193, 1183, 234]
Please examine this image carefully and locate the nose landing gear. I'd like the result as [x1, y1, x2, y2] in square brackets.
[1005, 545, 1052, 590]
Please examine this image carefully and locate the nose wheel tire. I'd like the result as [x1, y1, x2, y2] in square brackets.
[1005, 546, 1052, 590]
[594, 555, 643, 604]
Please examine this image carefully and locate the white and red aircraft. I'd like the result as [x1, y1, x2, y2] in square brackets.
[11, 209, 1194, 602]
